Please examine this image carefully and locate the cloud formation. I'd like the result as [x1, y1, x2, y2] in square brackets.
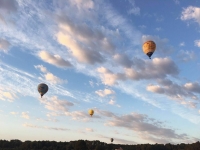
[194, 40, 200, 47]
[0, 0, 18, 12]
[127, 0, 140, 15]
[23, 123, 69, 131]
[95, 88, 115, 97]
[40, 96, 74, 112]
[97, 57, 179, 85]
[0, 87, 17, 102]
[146, 79, 200, 106]
[177, 50, 196, 62]
[0, 38, 11, 52]
[38, 51, 73, 68]
[181, 6, 200, 25]
[105, 112, 189, 143]
[21, 112, 30, 119]
[35, 65, 66, 84]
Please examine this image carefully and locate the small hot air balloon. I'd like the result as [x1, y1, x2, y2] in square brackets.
[111, 138, 114, 142]
[88, 109, 94, 117]
[142, 40, 156, 59]
[38, 83, 48, 98]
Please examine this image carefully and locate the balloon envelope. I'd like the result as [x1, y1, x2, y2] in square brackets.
[142, 40, 156, 59]
[88, 109, 94, 116]
[111, 138, 114, 142]
[38, 83, 48, 98]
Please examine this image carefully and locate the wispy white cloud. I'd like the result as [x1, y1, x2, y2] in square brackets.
[34, 65, 48, 73]
[35, 64, 67, 84]
[40, 96, 74, 112]
[179, 42, 185, 46]
[85, 128, 94, 132]
[127, 0, 140, 15]
[155, 27, 162, 31]
[38, 51, 73, 68]
[23, 123, 69, 131]
[21, 112, 30, 119]
[0, 63, 73, 99]
[0, 38, 11, 52]
[181, 6, 200, 25]
[44, 72, 66, 84]
[194, 39, 200, 47]
[174, 0, 180, 4]
[95, 88, 115, 97]
[0, 87, 17, 102]
[10, 112, 19, 115]
[108, 99, 115, 105]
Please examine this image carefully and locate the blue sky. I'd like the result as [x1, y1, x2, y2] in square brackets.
[0, 0, 200, 144]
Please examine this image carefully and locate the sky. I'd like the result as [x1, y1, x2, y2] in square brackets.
[0, 0, 200, 145]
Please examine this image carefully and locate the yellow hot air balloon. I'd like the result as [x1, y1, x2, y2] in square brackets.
[88, 109, 94, 117]
[142, 40, 156, 59]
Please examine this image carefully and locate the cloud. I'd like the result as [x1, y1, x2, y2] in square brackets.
[0, 38, 11, 53]
[98, 57, 179, 85]
[97, 67, 125, 86]
[69, 0, 94, 10]
[56, 31, 105, 64]
[85, 128, 94, 132]
[0, 63, 73, 99]
[105, 112, 189, 143]
[127, 0, 140, 15]
[184, 82, 200, 93]
[181, 6, 200, 25]
[174, 0, 180, 4]
[44, 72, 66, 84]
[96, 109, 117, 118]
[95, 88, 115, 97]
[125, 57, 179, 80]
[0, 0, 18, 12]
[177, 50, 196, 62]
[38, 51, 73, 68]
[35, 64, 66, 84]
[0, 87, 17, 102]
[179, 42, 185, 46]
[194, 40, 200, 47]
[64, 110, 101, 122]
[21, 112, 30, 119]
[109, 99, 116, 105]
[23, 123, 69, 131]
[113, 53, 133, 68]
[10, 112, 19, 115]
[34, 65, 48, 73]
[40, 96, 74, 112]
[147, 79, 199, 101]
[155, 27, 162, 31]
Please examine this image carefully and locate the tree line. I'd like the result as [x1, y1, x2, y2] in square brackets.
[0, 139, 200, 150]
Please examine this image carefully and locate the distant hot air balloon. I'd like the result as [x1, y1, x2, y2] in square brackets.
[38, 83, 48, 98]
[142, 40, 156, 59]
[111, 138, 114, 142]
[88, 109, 94, 117]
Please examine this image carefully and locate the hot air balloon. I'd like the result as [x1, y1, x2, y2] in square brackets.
[38, 83, 48, 98]
[142, 40, 156, 59]
[111, 138, 114, 142]
[88, 109, 94, 117]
